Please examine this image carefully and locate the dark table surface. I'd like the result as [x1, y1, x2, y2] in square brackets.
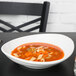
[0, 32, 76, 76]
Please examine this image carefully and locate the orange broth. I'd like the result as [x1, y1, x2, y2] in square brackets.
[11, 42, 64, 62]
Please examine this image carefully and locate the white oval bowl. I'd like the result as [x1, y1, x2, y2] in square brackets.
[1, 34, 74, 69]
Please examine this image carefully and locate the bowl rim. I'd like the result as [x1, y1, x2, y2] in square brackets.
[1, 33, 75, 65]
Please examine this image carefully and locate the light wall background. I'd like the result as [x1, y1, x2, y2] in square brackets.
[0, 0, 76, 32]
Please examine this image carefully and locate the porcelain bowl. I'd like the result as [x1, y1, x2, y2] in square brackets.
[1, 34, 74, 69]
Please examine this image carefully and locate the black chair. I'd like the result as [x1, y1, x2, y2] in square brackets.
[0, 1, 50, 32]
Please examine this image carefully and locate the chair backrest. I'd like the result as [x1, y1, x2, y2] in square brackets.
[0, 1, 50, 32]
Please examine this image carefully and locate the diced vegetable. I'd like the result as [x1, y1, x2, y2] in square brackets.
[55, 52, 58, 55]
[25, 52, 32, 57]
[44, 47, 48, 49]
[17, 47, 22, 50]
[41, 58, 45, 62]
[13, 53, 19, 57]
[30, 57, 36, 61]
[23, 45, 26, 49]
[30, 47, 36, 52]
[36, 46, 44, 52]
[49, 52, 53, 55]
[27, 48, 32, 51]
[37, 54, 43, 60]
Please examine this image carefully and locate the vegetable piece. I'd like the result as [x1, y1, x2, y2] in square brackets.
[25, 52, 32, 57]
[17, 47, 22, 50]
[45, 53, 52, 59]
[13, 53, 19, 57]
[30, 47, 36, 52]
[43, 51, 48, 54]
[27, 48, 32, 51]
[37, 54, 43, 60]
[44, 47, 48, 49]
[55, 52, 58, 55]
[41, 58, 45, 62]
[25, 57, 31, 60]
[30, 57, 36, 61]
[23, 45, 26, 49]
[36, 46, 44, 52]
[49, 52, 53, 55]
[17, 47, 22, 53]
[48, 49, 52, 51]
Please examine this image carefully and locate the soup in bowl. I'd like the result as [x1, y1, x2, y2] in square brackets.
[11, 42, 64, 62]
[1, 34, 74, 69]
